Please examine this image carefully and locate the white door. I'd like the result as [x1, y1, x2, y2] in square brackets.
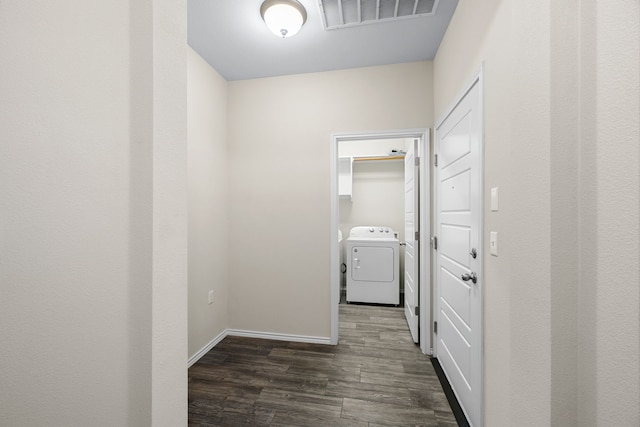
[404, 139, 419, 343]
[435, 77, 483, 426]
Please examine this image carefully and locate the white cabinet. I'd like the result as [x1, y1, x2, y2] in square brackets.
[338, 156, 353, 200]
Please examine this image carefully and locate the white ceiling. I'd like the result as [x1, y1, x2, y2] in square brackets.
[188, 0, 459, 81]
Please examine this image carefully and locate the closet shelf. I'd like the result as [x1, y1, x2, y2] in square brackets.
[353, 155, 405, 162]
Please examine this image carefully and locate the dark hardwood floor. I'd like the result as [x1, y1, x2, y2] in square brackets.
[188, 303, 458, 426]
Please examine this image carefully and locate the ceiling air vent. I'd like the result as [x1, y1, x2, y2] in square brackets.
[318, 0, 438, 30]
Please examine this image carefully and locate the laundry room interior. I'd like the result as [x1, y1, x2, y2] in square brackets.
[338, 138, 413, 305]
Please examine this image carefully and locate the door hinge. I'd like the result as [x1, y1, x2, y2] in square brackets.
[415, 156, 420, 167]
[415, 231, 420, 241]
[434, 321, 438, 334]
[432, 236, 438, 250]
[414, 306, 420, 316]
[434, 154, 438, 167]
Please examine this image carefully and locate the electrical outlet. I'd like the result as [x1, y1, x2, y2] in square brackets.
[208, 290, 214, 304]
[490, 232, 499, 256]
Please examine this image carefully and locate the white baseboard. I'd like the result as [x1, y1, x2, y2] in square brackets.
[188, 330, 228, 367]
[187, 329, 332, 368]
[226, 329, 332, 345]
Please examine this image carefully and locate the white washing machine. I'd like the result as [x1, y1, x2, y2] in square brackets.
[346, 226, 399, 305]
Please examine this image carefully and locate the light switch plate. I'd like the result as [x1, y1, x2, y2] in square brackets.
[490, 187, 499, 211]
[490, 232, 499, 256]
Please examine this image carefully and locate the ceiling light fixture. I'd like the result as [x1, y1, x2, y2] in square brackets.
[260, 0, 307, 38]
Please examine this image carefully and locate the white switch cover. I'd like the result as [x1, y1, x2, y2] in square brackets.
[491, 187, 499, 211]
[208, 290, 214, 304]
[490, 232, 499, 256]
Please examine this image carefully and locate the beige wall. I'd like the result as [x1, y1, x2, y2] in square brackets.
[188, 47, 230, 358]
[0, 1, 187, 425]
[227, 63, 433, 337]
[576, 2, 639, 425]
[434, 0, 639, 425]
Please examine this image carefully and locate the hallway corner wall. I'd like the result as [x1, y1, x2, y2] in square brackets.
[187, 47, 230, 359]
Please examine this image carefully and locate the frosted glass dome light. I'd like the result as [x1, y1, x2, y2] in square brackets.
[260, 0, 307, 38]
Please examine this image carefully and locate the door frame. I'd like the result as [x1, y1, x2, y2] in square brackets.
[330, 128, 431, 354]
[433, 66, 484, 425]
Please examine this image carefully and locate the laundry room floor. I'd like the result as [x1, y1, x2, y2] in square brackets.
[188, 304, 458, 426]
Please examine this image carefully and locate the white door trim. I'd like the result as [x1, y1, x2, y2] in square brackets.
[434, 65, 484, 426]
[330, 129, 431, 355]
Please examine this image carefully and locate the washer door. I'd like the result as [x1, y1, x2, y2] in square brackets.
[350, 246, 395, 282]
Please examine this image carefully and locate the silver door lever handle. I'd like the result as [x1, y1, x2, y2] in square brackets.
[461, 272, 477, 284]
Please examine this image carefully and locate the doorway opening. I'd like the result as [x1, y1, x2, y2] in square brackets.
[330, 129, 431, 354]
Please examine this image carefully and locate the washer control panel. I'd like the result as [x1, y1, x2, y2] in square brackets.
[350, 226, 395, 239]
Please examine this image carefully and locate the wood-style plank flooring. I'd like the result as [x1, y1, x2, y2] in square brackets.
[188, 303, 458, 426]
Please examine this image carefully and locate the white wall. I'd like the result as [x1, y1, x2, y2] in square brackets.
[339, 138, 410, 158]
[187, 47, 230, 358]
[0, 1, 188, 425]
[227, 62, 433, 338]
[434, 0, 639, 425]
[340, 160, 405, 243]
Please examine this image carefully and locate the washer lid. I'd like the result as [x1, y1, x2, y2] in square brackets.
[348, 226, 396, 239]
